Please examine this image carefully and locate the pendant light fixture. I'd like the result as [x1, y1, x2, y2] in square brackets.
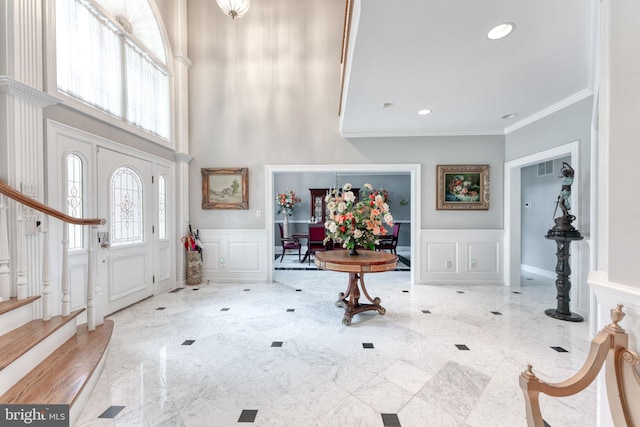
[216, 0, 250, 19]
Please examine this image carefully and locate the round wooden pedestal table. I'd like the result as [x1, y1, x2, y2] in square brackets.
[314, 250, 398, 326]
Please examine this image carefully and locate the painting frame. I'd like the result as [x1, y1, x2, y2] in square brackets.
[436, 164, 490, 210]
[201, 167, 249, 210]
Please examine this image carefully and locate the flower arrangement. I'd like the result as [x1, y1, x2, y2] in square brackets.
[446, 174, 480, 202]
[324, 183, 393, 252]
[276, 190, 302, 216]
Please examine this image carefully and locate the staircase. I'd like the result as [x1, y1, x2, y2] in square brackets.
[0, 180, 112, 426]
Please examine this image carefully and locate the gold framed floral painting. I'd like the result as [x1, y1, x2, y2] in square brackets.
[201, 167, 249, 209]
[436, 164, 489, 210]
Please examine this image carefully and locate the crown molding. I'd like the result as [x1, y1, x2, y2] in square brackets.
[174, 152, 193, 163]
[504, 89, 594, 135]
[0, 76, 61, 107]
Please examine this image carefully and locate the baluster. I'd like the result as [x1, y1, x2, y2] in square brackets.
[16, 212, 28, 300]
[0, 197, 10, 301]
[61, 222, 70, 316]
[87, 225, 96, 331]
[41, 216, 51, 321]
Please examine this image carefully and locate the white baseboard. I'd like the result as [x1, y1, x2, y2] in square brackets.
[521, 264, 556, 280]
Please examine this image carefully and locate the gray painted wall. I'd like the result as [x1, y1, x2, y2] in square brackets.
[274, 172, 411, 245]
[521, 156, 571, 272]
[506, 96, 593, 236]
[187, 0, 505, 232]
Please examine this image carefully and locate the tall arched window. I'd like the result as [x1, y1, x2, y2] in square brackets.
[158, 174, 167, 240]
[66, 153, 84, 250]
[110, 167, 144, 246]
[55, 0, 170, 140]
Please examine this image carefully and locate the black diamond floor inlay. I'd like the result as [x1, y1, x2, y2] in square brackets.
[156, 307, 166, 310]
[491, 311, 503, 315]
[287, 309, 295, 312]
[221, 308, 230, 311]
[422, 310, 431, 314]
[402, 290, 409, 293]
[169, 287, 184, 293]
[238, 409, 258, 423]
[381, 413, 401, 427]
[182, 340, 195, 346]
[192, 288, 199, 290]
[295, 289, 302, 292]
[457, 291, 465, 294]
[363, 343, 374, 349]
[551, 346, 568, 353]
[512, 291, 522, 294]
[271, 341, 283, 347]
[243, 288, 251, 291]
[98, 405, 125, 419]
[455, 344, 470, 350]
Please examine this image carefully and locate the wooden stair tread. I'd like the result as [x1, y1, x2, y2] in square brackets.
[0, 308, 85, 371]
[0, 296, 41, 316]
[0, 320, 114, 405]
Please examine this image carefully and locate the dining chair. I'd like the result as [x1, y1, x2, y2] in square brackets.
[376, 223, 401, 255]
[278, 223, 302, 262]
[307, 223, 328, 264]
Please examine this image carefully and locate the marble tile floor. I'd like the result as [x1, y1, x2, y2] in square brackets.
[77, 269, 596, 427]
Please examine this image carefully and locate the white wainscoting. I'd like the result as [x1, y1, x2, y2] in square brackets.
[419, 230, 504, 285]
[198, 229, 269, 283]
[588, 271, 640, 427]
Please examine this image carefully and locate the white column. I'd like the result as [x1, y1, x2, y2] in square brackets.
[166, 0, 193, 286]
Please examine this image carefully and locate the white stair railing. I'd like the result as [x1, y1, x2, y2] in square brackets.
[0, 180, 105, 330]
[0, 196, 10, 301]
[16, 213, 28, 300]
[41, 216, 51, 321]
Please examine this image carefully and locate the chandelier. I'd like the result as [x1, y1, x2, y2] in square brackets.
[216, 0, 250, 19]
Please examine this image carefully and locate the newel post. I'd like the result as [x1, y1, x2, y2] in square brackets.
[61, 222, 70, 316]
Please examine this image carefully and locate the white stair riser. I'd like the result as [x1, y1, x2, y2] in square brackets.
[0, 319, 78, 396]
[0, 304, 34, 336]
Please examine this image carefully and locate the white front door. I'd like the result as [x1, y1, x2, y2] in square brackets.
[97, 147, 153, 314]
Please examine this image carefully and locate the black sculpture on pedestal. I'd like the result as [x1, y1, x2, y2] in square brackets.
[544, 162, 584, 322]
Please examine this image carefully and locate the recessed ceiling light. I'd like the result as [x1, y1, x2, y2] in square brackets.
[502, 113, 518, 119]
[487, 22, 515, 40]
[418, 109, 432, 116]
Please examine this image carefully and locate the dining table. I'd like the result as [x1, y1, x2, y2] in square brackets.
[314, 249, 398, 325]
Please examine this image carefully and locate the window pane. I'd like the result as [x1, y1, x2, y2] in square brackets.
[56, 0, 123, 117]
[110, 167, 144, 246]
[158, 175, 167, 240]
[66, 154, 84, 249]
[125, 42, 170, 139]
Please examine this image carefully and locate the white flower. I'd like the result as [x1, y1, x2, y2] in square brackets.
[327, 201, 336, 212]
[328, 222, 338, 233]
[354, 229, 363, 238]
[384, 213, 393, 225]
[338, 202, 347, 212]
[343, 183, 352, 191]
[344, 191, 356, 203]
[364, 183, 373, 190]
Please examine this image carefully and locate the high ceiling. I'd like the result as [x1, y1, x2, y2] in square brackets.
[339, 0, 594, 137]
